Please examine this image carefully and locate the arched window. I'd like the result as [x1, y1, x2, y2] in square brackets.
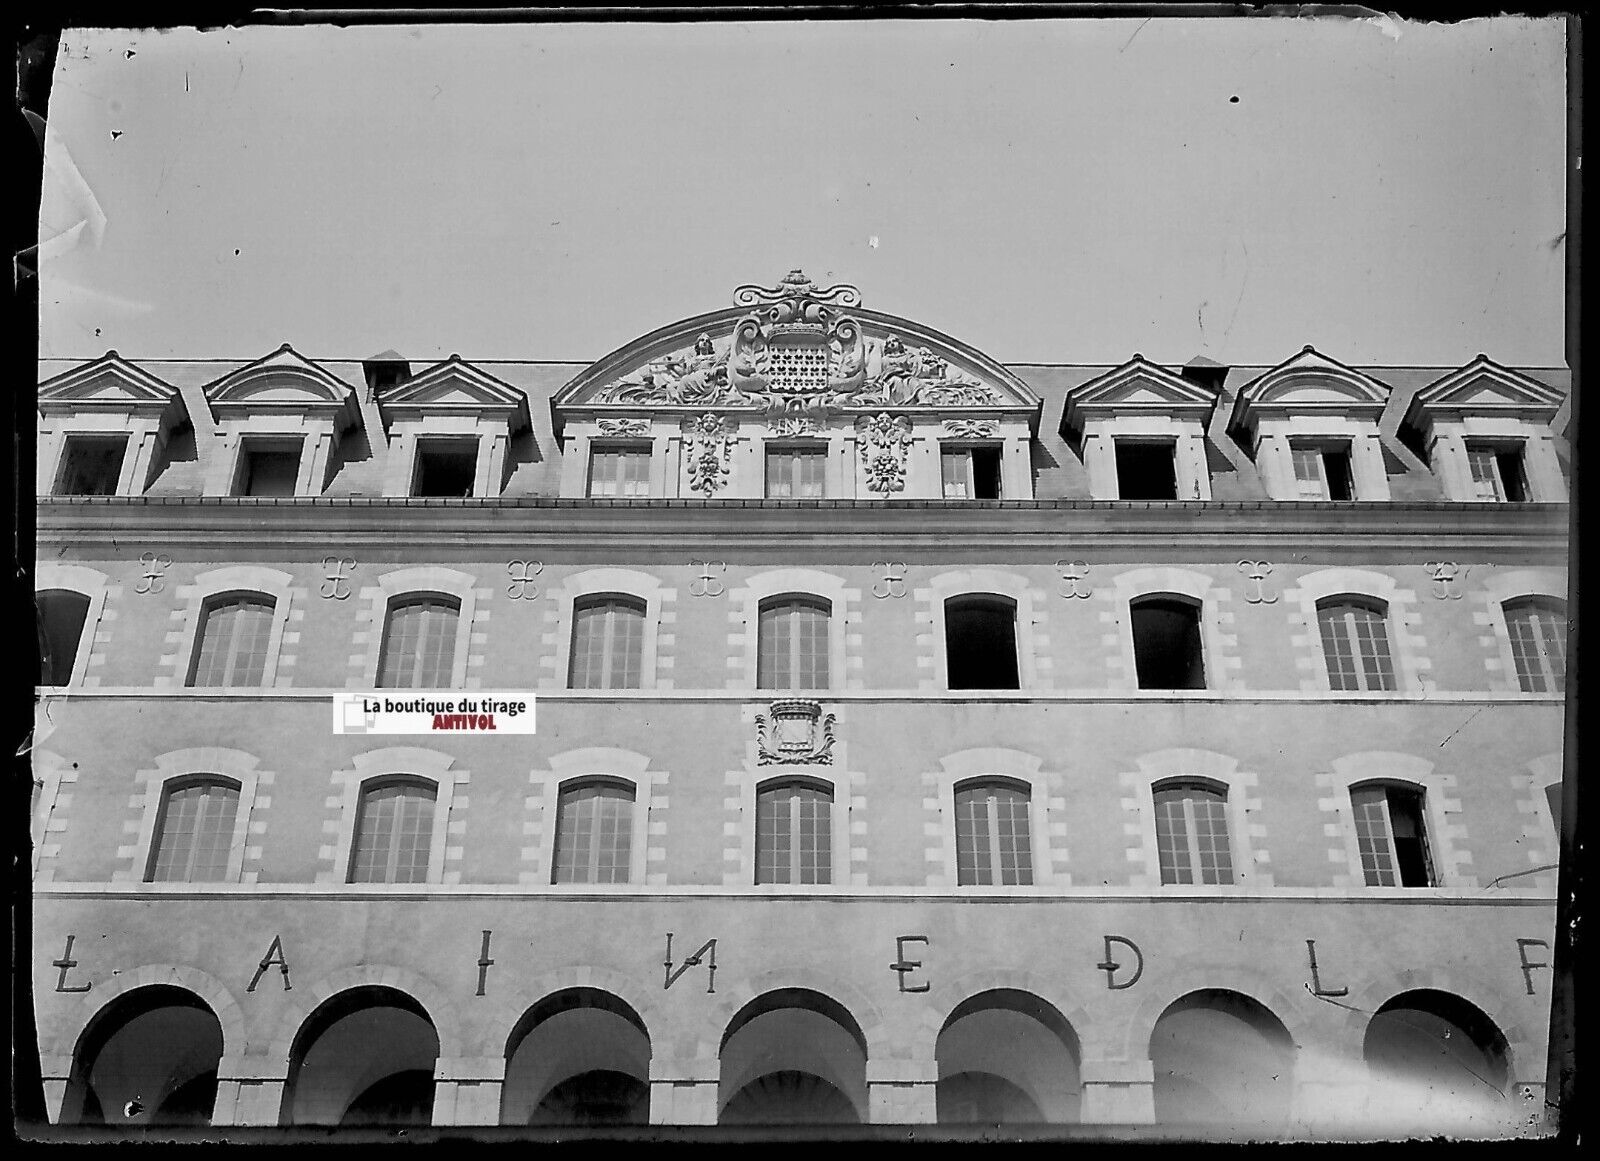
[954, 779, 1032, 886]
[755, 779, 832, 885]
[944, 596, 1020, 690]
[1316, 597, 1396, 691]
[377, 595, 460, 689]
[758, 597, 830, 690]
[1351, 782, 1434, 887]
[1130, 596, 1205, 690]
[569, 596, 646, 689]
[146, 777, 241, 882]
[552, 779, 635, 884]
[38, 588, 91, 686]
[1504, 597, 1566, 693]
[187, 592, 275, 687]
[1152, 780, 1233, 885]
[349, 778, 437, 884]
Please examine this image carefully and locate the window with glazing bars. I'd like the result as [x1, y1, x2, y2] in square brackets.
[1466, 444, 1530, 502]
[588, 444, 652, 498]
[38, 589, 90, 686]
[954, 780, 1033, 886]
[1350, 783, 1433, 887]
[187, 594, 275, 687]
[757, 597, 830, 689]
[1317, 598, 1397, 691]
[349, 779, 436, 883]
[552, 780, 634, 883]
[569, 596, 646, 689]
[377, 596, 460, 688]
[941, 447, 1003, 499]
[1504, 597, 1566, 692]
[755, 780, 832, 884]
[1290, 443, 1355, 500]
[147, 778, 240, 882]
[765, 446, 826, 498]
[1152, 781, 1234, 885]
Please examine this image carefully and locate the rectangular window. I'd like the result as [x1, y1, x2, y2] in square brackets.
[756, 782, 832, 885]
[944, 597, 1020, 690]
[1351, 784, 1434, 887]
[349, 781, 436, 884]
[56, 435, 128, 496]
[765, 446, 826, 498]
[1114, 441, 1179, 500]
[1131, 598, 1206, 689]
[569, 597, 646, 689]
[1466, 443, 1530, 502]
[237, 438, 303, 496]
[412, 438, 479, 497]
[588, 444, 652, 498]
[1153, 783, 1234, 885]
[757, 599, 830, 689]
[148, 780, 240, 882]
[1317, 601, 1397, 691]
[1505, 599, 1566, 692]
[188, 596, 275, 687]
[377, 597, 460, 688]
[552, 781, 635, 884]
[954, 782, 1033, 886]
[941, 447, 1003, 499]
[1291, 443, 1355, 500]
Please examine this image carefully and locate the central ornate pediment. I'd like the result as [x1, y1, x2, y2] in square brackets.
[552, 270, 1040, 428]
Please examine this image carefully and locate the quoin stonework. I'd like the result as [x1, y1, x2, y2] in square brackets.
[32, 270, 1569, 1136]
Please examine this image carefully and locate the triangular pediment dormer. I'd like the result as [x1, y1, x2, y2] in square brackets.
[1229, 346, 1391, 443]
[1402, 355, 1565, 443]
[204, 344, 360, 427]
[376, 356, 531, 432]
[38, 351, 185, 425]
[1059, 355, 1220, 440]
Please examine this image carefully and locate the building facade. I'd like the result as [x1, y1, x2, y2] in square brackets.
[31, 271, 1570, 1137]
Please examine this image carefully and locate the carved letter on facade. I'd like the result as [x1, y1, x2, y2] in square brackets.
[320, 556, 356, 600]
[247, 934, 293, 993]
[1425, 561, 1466, 599]
[689, 559, 727, 597]
[871, 561, 908, 600]
[1238, 560, 1277, 604]
[663, 932, 718, 993]
[1516, 938, 1550, 995]
[52, 934, 91, 993]
[891, 935, 930, 993]
[135, 552, 173, 595]
[855, 413, 912, 495]
[1305, 939, 1349, 997]
[1097, 935, 1144, 990]
[475, 929, 495, 996]
[507, 560, 543, 599]
[1056, 559, 1092, 599]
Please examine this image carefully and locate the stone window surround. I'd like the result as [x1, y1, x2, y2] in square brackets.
[730, 568, 858, 692]
[559, 418, 674, 499]
[1286, 568, 1428, 694]
[1425, 418, 1568, 504]
[1253, 415, 1391, 502]
[170, 565, 297, 689]
[1322, 751, 1472, 889]
[1106, 566, 1238, 692]
[35, 563, 112, 689]
[205, 413, 345, 499]
[930, 748, 1059, 890]
[31, 750, 74, 879]
[1513, 752, 1563, 892]
[544, 567, 674, 691]
[120, 748, 268, 885]
[322, 747, 464, 886]
[1119, 747, 1269, 889]
[921, 568, 1045, 691]
[41, 419, 166, 498]
[383, 417, 508, 499]
[1476, 568, 1567, 694]
[525, 747, 659, 887]
[1081, 414, 1213, 502]
[728, 766, 854, 890]
[358, 567, 480, 690]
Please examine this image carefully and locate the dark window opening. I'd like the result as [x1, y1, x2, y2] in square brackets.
[1496, 449, 1529, 501]
[412, 439, 478, 497]
[1386, 787, 1432, 887]
[56, 436, 128, 496]
[1545, 782, 1562, 833]
[237, 439, 302, 496]
[940, 447, 1003, 500]
[1131, 597, 1206, 689]
[1323, 449, 1355, 500]
[945, 597, 1019, 690]
[1115, 441, 1178, 500]
[970, 447, 1002, 498]
[1467, 443, 1530, 502]
[1290, 443, 1355, 500]
[1351, 783, 1434, 887]
[38, 589, 91, 686]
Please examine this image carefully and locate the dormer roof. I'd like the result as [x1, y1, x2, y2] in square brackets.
[1229, 345, 1393, 441]
[1059, 354, 1220, 440]
[202, 344, 360, 429]
[37, 350, 187, 428]
[1401, 355, 1566, 441]
[375, 355, 532, 432]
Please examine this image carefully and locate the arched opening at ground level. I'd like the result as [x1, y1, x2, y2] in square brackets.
[1361, 989, 1512, 1133]
[718, 988, 867, 1125]
[280, 985, 439, 1126]
[500, 988, 651, 1125]
[936, 989, 1081, 1123]
[60, 985, 224, 1126]
[1149, 989, 1295, 1128]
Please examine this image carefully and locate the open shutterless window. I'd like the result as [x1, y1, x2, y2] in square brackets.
[146, 777, 241, 883]
[1114, 440, 1178, 500]
[569, 595, 646, 689]
[1503, 597, 1566, 693]
[755, 778, 833, 885]
[187, 592, 276, 688]
[55, 434, 128, 496]
[588, 443, 652, 498]
[1130, 596, 1205, 690]
[1152, 780, 1234, 885]
[1290, 441, 1355, 500]
[411, 438, 479, 497]
[348, 777, 437, 884]
[377, 595, 460, 689]
[944, 596, 1020, 690]
[765, 446, 826, 499]
[235, 437, 303, 497]
[1317, 597, 1397, 691]
[1350, 782, 1434, 887]
[953, 778, 1033, 886]
[940, 446, 1002, 499]
[757, 596, 830, 690]
[37, 589, 90, 686]
[551, 778, 635, 884]
[1465, 442, 1530, 502]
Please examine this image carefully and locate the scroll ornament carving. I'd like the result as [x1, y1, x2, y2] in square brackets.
[942, 419, 995, 438]
[756, 698, 837, 765]
[684, 413, 736, 495]
[855, 413, 913, 494]
[598, 418, 650, 437]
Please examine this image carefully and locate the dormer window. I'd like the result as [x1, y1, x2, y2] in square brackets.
[941, 446, 1002, 500]
[588, 444, 652, 498]
[412, 437, 479, 498]
[1114, 440, 1178, 501]
[766, 446, 826, 499]
[1290, 441, 1355, 501]
[55, 435, 127, 496]
[235, 437, 303, 497]
[1465, 442, 1530, 502]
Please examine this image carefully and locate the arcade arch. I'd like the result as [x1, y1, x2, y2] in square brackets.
[718, 989, 867, 1125]
[935, 989, 1081, 1124]
[1148, 989, 1295, 1128]
[280, 986, 440, 1126]
[500, 988, 651, 1125]
[60, 985, 224, 1126]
